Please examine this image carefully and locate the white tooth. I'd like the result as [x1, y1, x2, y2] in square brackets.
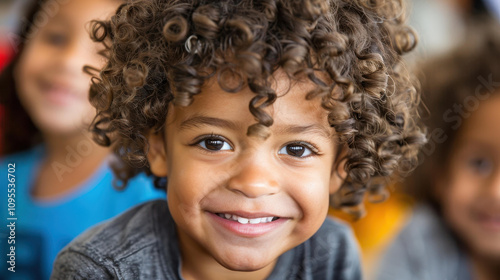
[224, 214, 231, 219]
[237, 217, 249, 224]
[267, 217, 273, 222]
[261, 218, 268, 223]
[249, 218, 261, 224]
[232, 215, 238, 221]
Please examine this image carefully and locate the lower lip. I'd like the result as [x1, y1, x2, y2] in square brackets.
[208, 212, 288, 238]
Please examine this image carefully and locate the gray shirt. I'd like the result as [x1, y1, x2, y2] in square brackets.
[51, 200, 362, 280]
[376, 205, 473, 280]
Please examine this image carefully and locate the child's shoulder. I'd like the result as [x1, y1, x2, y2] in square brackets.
[320, 216, 357, 237]
[52, 199, 170, 279]
[394, 204, 449, 240]
[312, 217, 361, 266]
[269, 217, 361, 279]
[70, 199, 166, 248]
[382, 205, 457, 256]
[376, 204, 470, 280]
[311, 216, 359, 253]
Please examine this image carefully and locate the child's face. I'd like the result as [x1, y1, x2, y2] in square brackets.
[439, 94, 500, 259]
[14, 0, 118, 136]
[148, 75, 343, 272]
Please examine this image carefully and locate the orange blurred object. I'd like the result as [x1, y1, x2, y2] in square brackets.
[330, 187, 414, 278]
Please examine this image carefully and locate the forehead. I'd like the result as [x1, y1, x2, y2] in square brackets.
[455, 93, 500, 150]
[170, 75, 332, 134]
[42, 0, 118, 28]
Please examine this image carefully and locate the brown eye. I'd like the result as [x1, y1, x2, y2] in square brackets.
[43, 31, 68, 47]
[287, 145, 305, 157]
[278, 143, 313, 157]
[198, 137, 232, 151]
[467, 157, 493, 175]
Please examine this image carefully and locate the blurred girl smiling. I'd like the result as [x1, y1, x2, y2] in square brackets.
[0, 1, 165, 279]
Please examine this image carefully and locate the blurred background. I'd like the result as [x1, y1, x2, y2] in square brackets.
[0, 0, 18, 69]
[328, 1, 500, 278]
[1, 0, 499, 279]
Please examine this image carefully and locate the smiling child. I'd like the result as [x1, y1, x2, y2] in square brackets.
[51, 0, 425, 279]
[377, 18, 500, 280]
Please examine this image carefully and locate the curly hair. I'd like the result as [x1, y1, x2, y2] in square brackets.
[405, 17, 500, 209]
[87, 0, 425, 216]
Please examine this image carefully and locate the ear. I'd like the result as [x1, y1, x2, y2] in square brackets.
[330, 144, 348, 194]
[146, 130, 169, 177]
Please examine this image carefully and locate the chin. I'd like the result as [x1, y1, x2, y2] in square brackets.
[38, 121, 85, 136]
[215, 252, 274, 272]
[475, 242, 500, 260]
[35, 113, 92, 134]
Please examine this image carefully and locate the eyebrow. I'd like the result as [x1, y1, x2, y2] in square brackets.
[180, 115, 240, 131]
[43, 16, 70, 30]
[179, 115, 333, 139]
[275, 124, 333, 139]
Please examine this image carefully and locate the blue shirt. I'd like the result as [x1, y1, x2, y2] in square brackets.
[0, 146, 166, 280]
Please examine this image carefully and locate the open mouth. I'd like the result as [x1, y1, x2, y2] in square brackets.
[216, 213, 280, 224]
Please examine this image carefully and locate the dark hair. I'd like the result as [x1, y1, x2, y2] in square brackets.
[88, 0, 425, 215]
[405, 17, 500, 208]
[0, 0, 49, 156]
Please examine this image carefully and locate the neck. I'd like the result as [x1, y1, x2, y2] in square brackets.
[178, 230, 276, 280]
[31, 130, 110, 199]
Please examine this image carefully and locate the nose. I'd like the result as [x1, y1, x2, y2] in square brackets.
[227, 154, 280, 198]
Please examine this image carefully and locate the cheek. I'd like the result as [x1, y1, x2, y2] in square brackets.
[166, 156, 229, 234]
[284, 155, 335, 219]
[16, 37, 54, 77]
[15, 50, 42, 97]
[444, 169, 479, 211]
[441, 170, 479, 231]
[167, 148, 220, 209]
[446, 184, 473, 210]
[14, 52, 48, 119]
[287, 170, 331, 231]
[167, 167, 204, 230]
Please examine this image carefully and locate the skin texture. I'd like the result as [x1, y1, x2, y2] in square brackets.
[12, 0, 118, 199]
[438, 94, 500, 280]
[148, 75, 345, 280]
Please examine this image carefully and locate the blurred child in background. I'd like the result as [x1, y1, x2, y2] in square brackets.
[0, 0, 165, 279]
[377, 17, 500, 280]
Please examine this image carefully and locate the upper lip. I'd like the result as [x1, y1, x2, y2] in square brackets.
[40, 79, 79, 94]
[210, 210, 283, 219]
